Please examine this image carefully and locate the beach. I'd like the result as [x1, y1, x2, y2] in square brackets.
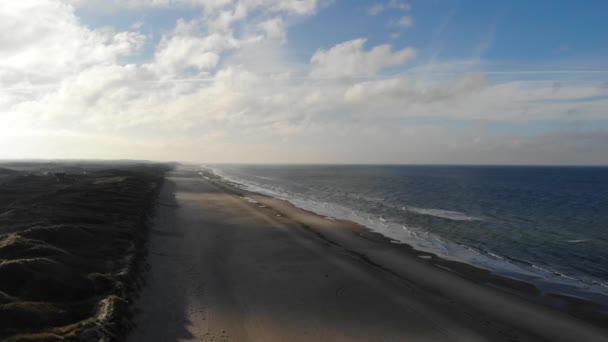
[128, 165, 608, 342]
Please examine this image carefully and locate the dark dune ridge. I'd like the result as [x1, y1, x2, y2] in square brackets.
[0, 162, 170, 341]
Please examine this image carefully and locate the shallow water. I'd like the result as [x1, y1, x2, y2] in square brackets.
[206, 164, 608, 305]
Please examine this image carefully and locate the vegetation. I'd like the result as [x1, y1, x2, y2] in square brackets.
[0, 163, 170, 341]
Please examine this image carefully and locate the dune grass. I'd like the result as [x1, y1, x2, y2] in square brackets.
[0, 164, 169, 341]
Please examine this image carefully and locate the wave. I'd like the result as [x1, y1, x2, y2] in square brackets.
[203, 165, 608, 303]
[404, 206, 482, 221]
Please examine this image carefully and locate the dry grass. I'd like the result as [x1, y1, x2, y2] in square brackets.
[0, 163, 170, 341]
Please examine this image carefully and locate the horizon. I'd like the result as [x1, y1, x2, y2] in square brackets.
[3, 158, 608, 168]
[1, 0, 608, 164]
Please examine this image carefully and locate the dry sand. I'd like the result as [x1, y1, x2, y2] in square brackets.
[128, 165, 608, 342]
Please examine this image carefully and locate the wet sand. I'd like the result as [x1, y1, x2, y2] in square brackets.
[129, 165, 608, 342]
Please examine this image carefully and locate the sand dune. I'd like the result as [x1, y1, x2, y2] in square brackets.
[0, 163, 168, 341]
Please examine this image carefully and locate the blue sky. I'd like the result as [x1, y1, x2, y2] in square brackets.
[0, 0, 607, 164]
[76, 0, 608, 75]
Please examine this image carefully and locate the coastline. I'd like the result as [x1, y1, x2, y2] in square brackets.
[206, 165, 608, 306]
[129, 165, 608, 341]
[200, 167, 608, 334]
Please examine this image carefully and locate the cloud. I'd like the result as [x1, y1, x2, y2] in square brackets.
[256, 17, 287, 43]
[388, 0, 410, 10]
[310, 38, 417, 78]
[343, 73, 488, 105]
[149, 19, 237, 77]
[368, 1, 410, 15]
[68, 0, 319, 15]
[0, 0, 144, 82]
[1, 0, 607, 164]
[395, 15, 414, 28]
[0, 0, 145, 127]
[131, 20, 144, 29]
[368, 3, 384, 15]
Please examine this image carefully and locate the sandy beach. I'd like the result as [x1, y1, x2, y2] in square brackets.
[128, 165, 608, 342]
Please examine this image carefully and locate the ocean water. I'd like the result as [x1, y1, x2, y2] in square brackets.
[205, 164, 608, 305]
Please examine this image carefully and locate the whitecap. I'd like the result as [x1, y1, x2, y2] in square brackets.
[404, 206, 482, 221]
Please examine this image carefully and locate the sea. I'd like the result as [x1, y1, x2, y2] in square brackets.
[205, 164, 608, 306]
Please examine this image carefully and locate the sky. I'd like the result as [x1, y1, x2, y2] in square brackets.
[1, 0, 607, 164]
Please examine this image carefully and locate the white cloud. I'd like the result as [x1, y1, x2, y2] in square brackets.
[388, 0, 410, 11]
[0, 0, 145, 129]
[131, 20, 144, 29]
[310, 38, 417, 78]
[68, 0, 319, 15]
[0, 0, 144, 82]
[256, 17, 286, 43]
[344, 74, 488, 104]
[368, 3, 384, 15]
[396, 15, 414, 28]
[368, 1, 410, 15]
[150, 19, 237, 77]
[1, 0, 606, 164]
[205, 2, 249, 33]
[253, 0, 318, 15]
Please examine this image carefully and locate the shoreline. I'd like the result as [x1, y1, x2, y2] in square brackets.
[200, 167, 608, 332]
[126, 165, 608, 341]
[206, 166, 608, 306]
